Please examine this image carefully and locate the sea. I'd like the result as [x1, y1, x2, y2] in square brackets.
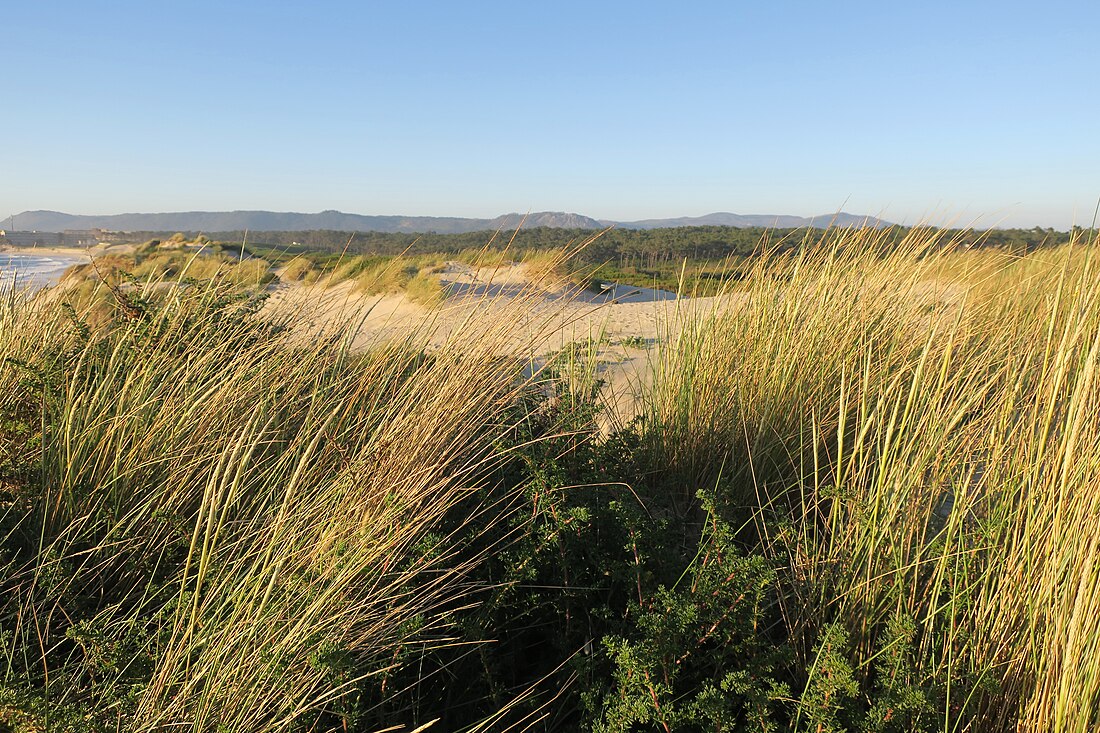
[0, 251, 86, 291]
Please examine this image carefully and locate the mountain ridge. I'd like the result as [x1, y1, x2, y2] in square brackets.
[5, 209, 890, 234]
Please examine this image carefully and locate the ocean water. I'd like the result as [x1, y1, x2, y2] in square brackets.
[0, 252, 85, 291]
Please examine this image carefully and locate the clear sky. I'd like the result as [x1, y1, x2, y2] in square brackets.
[2, 0, 1097, 228]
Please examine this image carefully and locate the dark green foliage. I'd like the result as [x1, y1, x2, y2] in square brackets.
[129, 225, 1074, 264]
[796, 624, 860, 733]
[588, 509, 790, 732]
[860, 615, 936, 732]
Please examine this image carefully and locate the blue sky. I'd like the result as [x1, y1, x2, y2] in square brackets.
[2, 1, 1097, 228]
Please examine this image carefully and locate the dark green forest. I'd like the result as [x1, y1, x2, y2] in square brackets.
[129, 225, 1078, 267]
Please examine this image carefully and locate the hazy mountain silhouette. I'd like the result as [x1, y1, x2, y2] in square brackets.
[7, 209, 890, 234]
[609, 212, 889, 229]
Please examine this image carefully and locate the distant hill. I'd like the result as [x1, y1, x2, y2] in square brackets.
[6, 209, 889, 234]
[489, 212, 605, 230]
[7, 210, 504, 235]
[609, 212, 890, 229]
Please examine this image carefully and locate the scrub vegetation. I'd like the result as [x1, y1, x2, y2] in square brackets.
[2, 226, 1100, 731]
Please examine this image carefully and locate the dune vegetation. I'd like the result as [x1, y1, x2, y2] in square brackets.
[2, 226, 1100, 731]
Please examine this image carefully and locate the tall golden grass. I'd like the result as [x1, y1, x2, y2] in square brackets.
[0, 263, 574, 730]
[4, 228, 1100, 730]
[642, 228, 1100, 730]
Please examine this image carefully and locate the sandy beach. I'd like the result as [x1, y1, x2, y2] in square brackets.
[0, 245, 93, 258]
[0, 242, 143, 260]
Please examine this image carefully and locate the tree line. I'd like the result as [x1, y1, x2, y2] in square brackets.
[126, 224, 1082, 266]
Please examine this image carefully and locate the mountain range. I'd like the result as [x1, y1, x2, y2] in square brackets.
[5, 209, 890, 235]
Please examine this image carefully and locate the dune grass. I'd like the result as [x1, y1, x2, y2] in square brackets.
[0, 267, 568, 730]
[640, 228, 1100, 730]
[3, 227, 1100, 731]
[276, 255, 325, 284]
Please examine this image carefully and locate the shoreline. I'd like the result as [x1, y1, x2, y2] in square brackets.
[0, 245, 94, 258]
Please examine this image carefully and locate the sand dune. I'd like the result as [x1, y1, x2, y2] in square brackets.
[264, 261, 730, 427]
[266, 261, 722, 353]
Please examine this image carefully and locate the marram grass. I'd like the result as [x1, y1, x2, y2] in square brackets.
[0, 266, 573, 731]
[641, 229, 1100, 731]
[3, 229, 1100, 731]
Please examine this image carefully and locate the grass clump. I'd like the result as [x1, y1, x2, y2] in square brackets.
[0, 267, 552, 731]
[316, 254, 447, 305]
[637, 228, 1100, 731]
[278, 255, 324, 284]
[63, 240, 276, 291]
[352, 257, 445, 305]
